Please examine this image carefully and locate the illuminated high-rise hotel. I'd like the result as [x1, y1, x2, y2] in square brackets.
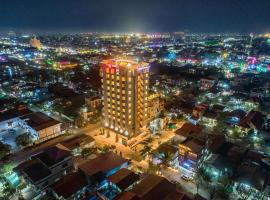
[100, 59, 149, 145]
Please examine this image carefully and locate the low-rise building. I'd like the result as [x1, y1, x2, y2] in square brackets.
[51, 171, 88, 200]
[200, 76, 217, 90]
[147, 93, 165, 122]
[16, 144, 73, 191]
[151, 143, 179, 168]
[60, 134, 95, 155]
[20, 112, 62, 143]
[178, 138, 206, 176]
[117, 174, 191, 200]
[78, 152, 129, 187]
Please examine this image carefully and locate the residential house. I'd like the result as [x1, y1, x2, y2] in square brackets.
[16, 144, 73, 191]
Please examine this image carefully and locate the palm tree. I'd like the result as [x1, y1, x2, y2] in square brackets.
[98, 145, 111, 154]
[140, 145, 152, 159]
[161, 152, 174, 168]
[195, 167, 205, 194]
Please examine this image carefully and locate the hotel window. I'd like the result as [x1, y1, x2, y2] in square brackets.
[128, 77, 131, 82]
[122, 77, 125, 82]
[116, 76, 120, 80]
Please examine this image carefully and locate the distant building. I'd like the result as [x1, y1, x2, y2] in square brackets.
[100, 59, 149, 145]
[30, 37, 42, 50]
[200, 76, 217, 90]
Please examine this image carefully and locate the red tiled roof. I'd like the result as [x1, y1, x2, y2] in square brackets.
[79, 152, 127, 176]
[52, 172, 87, 199]
[175, 123, 203, 136]
[108, 168, 140, 190]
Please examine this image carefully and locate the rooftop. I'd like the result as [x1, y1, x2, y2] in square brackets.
[0, 105, 32, 123]
[16, 158, 51, 183]
[34, 143, 71, 167]
[51, 171, 88, 199]
[175, 123, 204, 138]
[180, 138, 205, 154]
[60, 134, 95, 151]
[20, 112, 60, 131]
[108, 168, 140, 190]
[132, 174, 176, 200]
[235, 163, 270, 191]
[79, 152, 127, 177]
[114, 191, 139, 200]
[101, 59, 148, 70]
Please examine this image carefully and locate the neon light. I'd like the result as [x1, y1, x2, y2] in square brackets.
[183, 162, 190, 168]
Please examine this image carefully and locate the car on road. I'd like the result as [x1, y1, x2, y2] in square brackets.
[181, 174, 193, 182]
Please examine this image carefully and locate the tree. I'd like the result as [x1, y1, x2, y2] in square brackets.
[140, 145, 152, 159]
[209, 185, 230, 200]
[161, 152, 174, 167]
[216, 186, 230, 200]
[0, 142, 11, 160]
[2, 164, 13, 175]
[195, 167, 205, 194]
[147, 162, 159, 174]
[98, 145, 111, 154]
[15, 132, 33, 147]
[81, 147, 96, 158]
[2, 183, 16, 199]
[213, 112, 228, 134]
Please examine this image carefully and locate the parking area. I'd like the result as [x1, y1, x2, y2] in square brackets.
[0, 119, 38, 151]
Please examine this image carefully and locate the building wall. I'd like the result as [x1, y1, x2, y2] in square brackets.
[37, 123, 62, 143]
[147, 93, 164, 122]
[100, 59, 149, 140]
[23, 156, 73, 192]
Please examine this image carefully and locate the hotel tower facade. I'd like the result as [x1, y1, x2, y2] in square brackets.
[100, 59, 149, 145]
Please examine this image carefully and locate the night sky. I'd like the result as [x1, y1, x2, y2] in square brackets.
[1, 0, 270, 33]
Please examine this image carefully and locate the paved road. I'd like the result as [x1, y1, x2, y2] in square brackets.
[162, 167, 210, 199]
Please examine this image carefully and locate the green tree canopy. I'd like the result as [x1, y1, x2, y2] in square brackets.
[0, 142, 11, 160]
[15, 132, 33, 147]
